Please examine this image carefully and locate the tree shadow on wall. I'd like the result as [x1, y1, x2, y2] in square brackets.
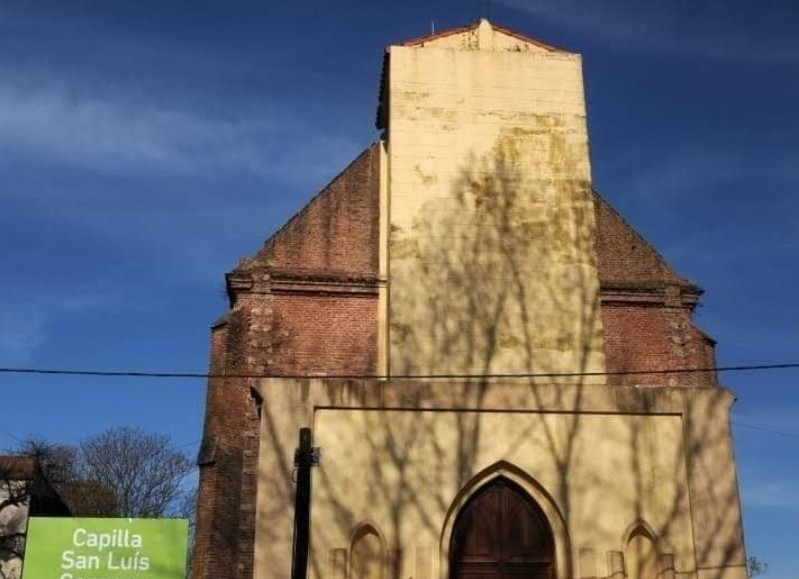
[256, 130, 748, 579]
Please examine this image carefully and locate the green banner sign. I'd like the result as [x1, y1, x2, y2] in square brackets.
[23, 518, 188, 579]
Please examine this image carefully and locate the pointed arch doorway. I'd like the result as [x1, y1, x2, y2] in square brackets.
[449, 477, 555, 579]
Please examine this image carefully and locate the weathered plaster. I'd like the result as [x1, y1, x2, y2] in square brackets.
[386, 21, 605, 379]
[252, 379, 747, 579]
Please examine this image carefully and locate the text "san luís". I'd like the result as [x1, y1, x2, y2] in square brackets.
[60, 528, 150, 578]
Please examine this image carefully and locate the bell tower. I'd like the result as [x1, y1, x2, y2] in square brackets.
[382, 19, 606, 380]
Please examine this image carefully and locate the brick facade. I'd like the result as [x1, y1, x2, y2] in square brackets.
[193, 148, 718, 579]
[192, 146, 381, 579]
[193, 44, 717, 579]
[593, 191, 717, 387]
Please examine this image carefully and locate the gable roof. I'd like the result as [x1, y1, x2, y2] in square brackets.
[592, 189, 700, 292]
[226, 145, 381, 305]
[0, 454, 72, 516]
[376, 20, 570, 130]
[398, 19, 568, 53]
[0, 455, 36, 480]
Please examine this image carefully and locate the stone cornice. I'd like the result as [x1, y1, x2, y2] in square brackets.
[257, 378, 732, 416]
[600, 281, 702, 309]
[226, 268, 381, 300]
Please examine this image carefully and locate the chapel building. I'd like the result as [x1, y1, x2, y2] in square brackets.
[192, 20, 748, 579]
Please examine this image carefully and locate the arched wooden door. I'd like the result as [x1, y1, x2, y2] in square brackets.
[450, 478, 555, 579]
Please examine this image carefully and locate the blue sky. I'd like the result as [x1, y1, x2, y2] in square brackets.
[1, 0, 797, 575]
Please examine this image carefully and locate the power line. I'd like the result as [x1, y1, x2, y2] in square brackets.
[1, 362, 799, 380]
[732, 421, 799, 440]
[2, 371, 796, 443]
[175, 439, 202, 450]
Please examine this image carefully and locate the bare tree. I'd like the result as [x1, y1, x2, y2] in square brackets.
[17, 440, 76, 487]
[78, 427, 194, 518]
[13, 428, 194, 518]
[17, 438, 117, 516]
[746, 557, 768, 577]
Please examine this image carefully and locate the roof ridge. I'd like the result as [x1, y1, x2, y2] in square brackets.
[235, 143, 380, 274]
[592, 188, 699, 289]
[397, 19, 568, 53]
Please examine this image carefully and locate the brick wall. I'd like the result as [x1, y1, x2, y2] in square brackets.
[255, 145, 380, 277]
[193, 310, 257, 579]
[601, 302, 717, 387]
[270, 293, 378, 376]
[593, 190, 717, 386]
[194, 149, 720, 579]
[192, 145, 381, 579]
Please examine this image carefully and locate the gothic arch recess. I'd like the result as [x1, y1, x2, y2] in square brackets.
[623, 523, 662, 579]
[350, 523, 386, 579]
[440, 462, 571, 579]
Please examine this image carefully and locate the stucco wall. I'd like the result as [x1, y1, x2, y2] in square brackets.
[386, 21, 605, 379]
[253, 379, 747, 579]
[194, 21, 738, 579]
[313, 410, 693, 579]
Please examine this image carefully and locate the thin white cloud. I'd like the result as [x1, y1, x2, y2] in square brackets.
[742, 480, 799, 509]
[497, 0, 799, 62]
[0, 304, 47, 364]
[0, 285, 121, 364]
[0, 76, 360, 179]
[0, 70, 368, 285]
[605, 138, 799, 213]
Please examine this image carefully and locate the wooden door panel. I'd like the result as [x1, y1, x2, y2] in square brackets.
[455, 572, 498, 579]
[503, 571, 551, 579]
[450, 478, 554, 579]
